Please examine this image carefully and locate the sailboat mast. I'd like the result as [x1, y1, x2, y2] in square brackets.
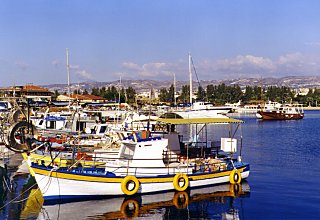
[173, 73, 177, 107]
[189, 53, 192, 105]
[116, 76, 121, 125]
[66, 48, 71, 98]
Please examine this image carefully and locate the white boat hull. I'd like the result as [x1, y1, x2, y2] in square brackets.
[32, 165, 250, 202]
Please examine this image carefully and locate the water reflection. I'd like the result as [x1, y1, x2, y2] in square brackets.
[0, 165, 9, 208]
[20, 180, 250, 219]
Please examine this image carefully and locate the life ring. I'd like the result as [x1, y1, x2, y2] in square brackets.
[120, 199, 140, 218]
[173, 191, 189, 209]
[6, 121, 38, 153]
[121, 176, 140, 196]
[173, 173, 189, 191]
[229, 169, 242, 184]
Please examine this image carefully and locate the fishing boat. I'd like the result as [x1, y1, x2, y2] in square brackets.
[25, 117, 250, 203]
[256, 104, 304, 120]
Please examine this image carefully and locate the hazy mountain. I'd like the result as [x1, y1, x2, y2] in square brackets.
[43, 76, 320, 93]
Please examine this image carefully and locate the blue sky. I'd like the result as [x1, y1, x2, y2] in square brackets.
[1, 0, 320, 87]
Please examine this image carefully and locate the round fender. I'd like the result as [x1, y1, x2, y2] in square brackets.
[121, 176, 140, 196]
[173, 191, 189, 209]
[173, 173, 189, 191]
[120, 199, 140, 218]
[229, 169, 242, 184]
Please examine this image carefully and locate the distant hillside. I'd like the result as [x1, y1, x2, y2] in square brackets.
[43, 76, 320, 93]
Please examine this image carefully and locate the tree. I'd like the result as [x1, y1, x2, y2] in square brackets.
[197, 86, 206, 101]
[179, 85, 190, 103]
[159, 88, 168, 102]
[125, 86, 136, 104]
[82, 89, 89, 95]
[243, 86, 253, 102]
[168, 84, 175, 103]
[91, 87, 99, 96]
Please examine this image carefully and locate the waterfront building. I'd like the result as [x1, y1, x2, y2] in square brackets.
[0, 85, 53, 101]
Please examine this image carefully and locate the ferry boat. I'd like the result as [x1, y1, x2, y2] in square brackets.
[256, 104, 304, 120]
[24, 117, 250, 203]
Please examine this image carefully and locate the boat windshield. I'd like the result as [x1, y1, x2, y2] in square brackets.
[120, 143, 135, 159]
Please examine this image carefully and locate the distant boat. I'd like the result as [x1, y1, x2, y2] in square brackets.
[256, 104, 304, 120]
[237, 101, 281, 114]
[168, 101, 232, 119]
[169, 54, 232, 118]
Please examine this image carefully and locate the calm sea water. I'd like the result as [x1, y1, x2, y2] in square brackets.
[1, 111, 320, 219]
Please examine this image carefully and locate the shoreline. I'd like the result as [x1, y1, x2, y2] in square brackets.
[304, 107, 320, 110]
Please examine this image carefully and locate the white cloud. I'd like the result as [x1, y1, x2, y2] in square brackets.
[117, 52, 320, 81]
[214, 55, 274, 72]
[70, 64, 95, 81]
[278, 53, 302, 65]
[122, 62, 141, 71]
[122, 61, 173, 78]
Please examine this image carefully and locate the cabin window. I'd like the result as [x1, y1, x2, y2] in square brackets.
[98, 126, 108, 134]
[64, 121, 72, 129]
[76, 122, 86, 132]
[47, 121, 55, 129]
[121, 144, 135, 159]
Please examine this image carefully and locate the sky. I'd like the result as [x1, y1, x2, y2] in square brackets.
[1, 0, 320, 87]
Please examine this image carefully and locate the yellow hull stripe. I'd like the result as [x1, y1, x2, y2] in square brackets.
[32, 166, 247, 183]
[27, 153, 105, 167]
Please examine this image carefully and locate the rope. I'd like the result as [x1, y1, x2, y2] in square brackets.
[29, 142, 48, 153]
[190, 56, 202, 89]
[2, 176, 12, 192]
[67, 155, 85, 171]
[0, 166, 57, 209]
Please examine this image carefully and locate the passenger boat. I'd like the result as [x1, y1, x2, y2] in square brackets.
[256, 104, 304, 120]
[25, 117, 250, 203]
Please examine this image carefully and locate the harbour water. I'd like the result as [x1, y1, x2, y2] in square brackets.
[1, 111, 320, 219]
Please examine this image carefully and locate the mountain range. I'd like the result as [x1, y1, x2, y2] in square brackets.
[43, 76, 320, 93]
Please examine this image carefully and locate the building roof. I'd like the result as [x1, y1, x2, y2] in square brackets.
[23, 85, 49, 91]
[0, 85, 50, 92]
[64, 94, 105, 100]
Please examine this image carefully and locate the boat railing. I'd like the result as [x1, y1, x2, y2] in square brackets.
[77, 155, 229, 176]
[31, 149, 232, 176]
[179, 140, 213, 158]
[162, 149, 180, 164]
